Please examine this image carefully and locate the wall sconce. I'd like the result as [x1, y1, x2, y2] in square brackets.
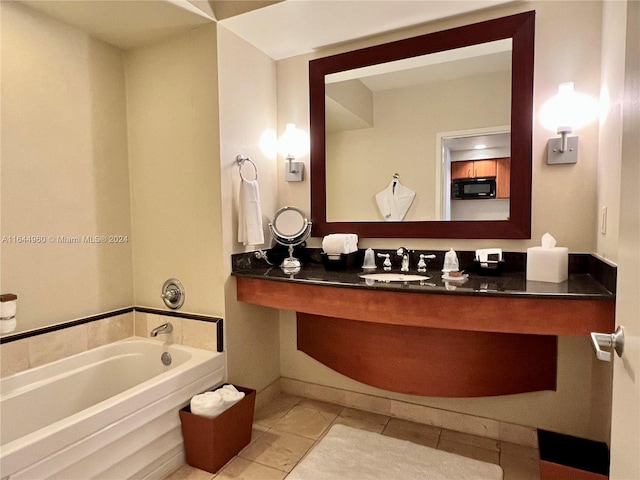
[279, 123, 309, 182]
[541, 82, 598, 165]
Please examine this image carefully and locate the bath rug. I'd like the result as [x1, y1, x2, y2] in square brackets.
[287, 424, 503, 480]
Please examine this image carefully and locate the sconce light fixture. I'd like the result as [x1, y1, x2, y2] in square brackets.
[541, 82, 598, 165]
[279, 123, 309, 182]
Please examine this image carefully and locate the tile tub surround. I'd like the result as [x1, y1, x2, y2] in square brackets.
[0, 308, 223, 378]
[166, 387, 542, 480]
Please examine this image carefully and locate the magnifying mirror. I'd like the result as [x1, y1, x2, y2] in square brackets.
[269, 206, 312, 273]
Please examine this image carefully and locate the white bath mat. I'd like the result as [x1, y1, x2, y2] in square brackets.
[287, 424, 503, 480]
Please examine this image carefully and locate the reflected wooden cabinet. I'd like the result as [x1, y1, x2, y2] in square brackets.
[450, 157, 510, 199]
[496, 157, 510, 199]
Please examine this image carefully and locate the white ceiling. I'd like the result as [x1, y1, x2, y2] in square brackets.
[21, 0, 215, 50]
[219, 0, 516, 60]
[19, 0, 516, 57]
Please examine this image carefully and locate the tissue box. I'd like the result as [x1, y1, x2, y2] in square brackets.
[526, 247, 568, 283]
[179, 385, 256, 474]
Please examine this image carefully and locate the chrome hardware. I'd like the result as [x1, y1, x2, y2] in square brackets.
[161, 278, 184, 309]
[590, 326, 625, 362]
[396, 248, 411, 272]
[417, 254, 436, 273]
[150, 322, 173, 337]
[377, 253, 392, 271]
[161, 352, 172, 365]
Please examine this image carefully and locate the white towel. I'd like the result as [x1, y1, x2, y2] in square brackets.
[190, 391, 226, 418]
[238, 179, 264, 246]
[322, 234, 358, 257]
[218, 384, 245, 406]
[375, 179, 416, 221]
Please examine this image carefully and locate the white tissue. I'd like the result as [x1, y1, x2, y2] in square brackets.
[190, 385, 245, 418]
[322, 234, 358, 256]
[541, 232, 556, 248]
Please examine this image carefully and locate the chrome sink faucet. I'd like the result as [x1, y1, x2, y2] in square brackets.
[396, 248, 411, 272]
[150, 322, 173, 337]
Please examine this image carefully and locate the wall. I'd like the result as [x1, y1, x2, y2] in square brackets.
[276, 1, 612, 442]
[0, 2, 133, 333]
[125, 24, 225, 316]
[217, 25, 281, 391]
[596, 1, 627, 263]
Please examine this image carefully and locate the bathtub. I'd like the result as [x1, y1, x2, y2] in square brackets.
[0, 337, 225, 479]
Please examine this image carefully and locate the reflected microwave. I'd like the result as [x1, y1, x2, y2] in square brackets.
[451, 177, 497, 199]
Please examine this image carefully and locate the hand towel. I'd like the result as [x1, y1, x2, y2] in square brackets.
[217, 384, 245, 407]
[190, 391, 226, 418]
[375, 180, 416, 221]
[322, 234, 358, 256]
[238, 179, 264, 246]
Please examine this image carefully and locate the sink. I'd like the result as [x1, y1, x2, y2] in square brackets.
[359, 273, 430, 282]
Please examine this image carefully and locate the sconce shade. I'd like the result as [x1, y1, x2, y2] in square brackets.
[540, 82, 599, 133]
[279, 123, 310, 158]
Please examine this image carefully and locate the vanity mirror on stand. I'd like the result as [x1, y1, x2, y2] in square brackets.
[309, 11, 535, 239]
[269, 206, 312, 274]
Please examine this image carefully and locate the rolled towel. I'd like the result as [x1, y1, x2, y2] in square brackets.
[190, 391, 226, 418]
[322, 234, 358, 257]
[217, 384, 245, 407]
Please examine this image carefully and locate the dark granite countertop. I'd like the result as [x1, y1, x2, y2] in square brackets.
[232, 248, 616, 301]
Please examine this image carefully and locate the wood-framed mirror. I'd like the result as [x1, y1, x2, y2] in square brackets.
[309, 11, 534, 239]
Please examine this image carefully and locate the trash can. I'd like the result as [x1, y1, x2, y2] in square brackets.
[179, 385, 256, 474]
[538, 429, 609, 480]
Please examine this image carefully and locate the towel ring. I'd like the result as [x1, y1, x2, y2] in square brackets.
[236, 155, 258, 181]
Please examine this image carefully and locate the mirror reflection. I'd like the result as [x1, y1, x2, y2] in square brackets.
[444, 130, 510, 221]
[325, 39, 512, 223]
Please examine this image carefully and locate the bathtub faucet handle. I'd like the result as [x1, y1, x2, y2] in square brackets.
[150, 322, 173, 337]
[161, 288, 179, 302]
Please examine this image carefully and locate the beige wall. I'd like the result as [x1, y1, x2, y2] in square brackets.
[0, 2, 133, 332]
[596, 1, 627, 264]
[217, 25, 281, 391]
[277, 0, 602, 254]
[125, 24, 225, 316]
[326, 70, 511, 222]
[276, 1, 613, 442]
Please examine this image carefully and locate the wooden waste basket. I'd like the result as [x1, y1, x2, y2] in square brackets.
[179, 385, 256, 474]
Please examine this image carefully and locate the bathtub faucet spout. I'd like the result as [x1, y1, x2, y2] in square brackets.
[150, 322, 173, 337]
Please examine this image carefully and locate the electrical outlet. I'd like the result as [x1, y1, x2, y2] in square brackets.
[600, 206, 607, 235]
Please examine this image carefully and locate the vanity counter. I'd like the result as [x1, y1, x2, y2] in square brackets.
[232, 263, 613, 301]
[232, 251, 615, 336]
[233, 251, 616, 397]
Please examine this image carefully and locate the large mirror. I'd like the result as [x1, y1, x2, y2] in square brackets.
[310, 11, 534, 239]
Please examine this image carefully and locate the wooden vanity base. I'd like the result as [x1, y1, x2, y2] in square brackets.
[297, 313, 557, 397]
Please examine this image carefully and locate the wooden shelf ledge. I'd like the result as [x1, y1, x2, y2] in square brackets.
[236, 276, 615, 336]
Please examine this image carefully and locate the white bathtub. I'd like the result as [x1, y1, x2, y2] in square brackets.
[0, 337, 225, 479]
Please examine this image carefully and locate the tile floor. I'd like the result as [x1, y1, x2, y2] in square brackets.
[166, 393, 541, 480]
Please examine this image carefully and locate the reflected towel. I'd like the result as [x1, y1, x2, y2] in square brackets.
[238, 179, 264, 246]
[375, 180, 415, 221]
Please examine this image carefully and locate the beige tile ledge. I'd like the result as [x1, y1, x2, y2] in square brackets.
[279, 377, 538, 448]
